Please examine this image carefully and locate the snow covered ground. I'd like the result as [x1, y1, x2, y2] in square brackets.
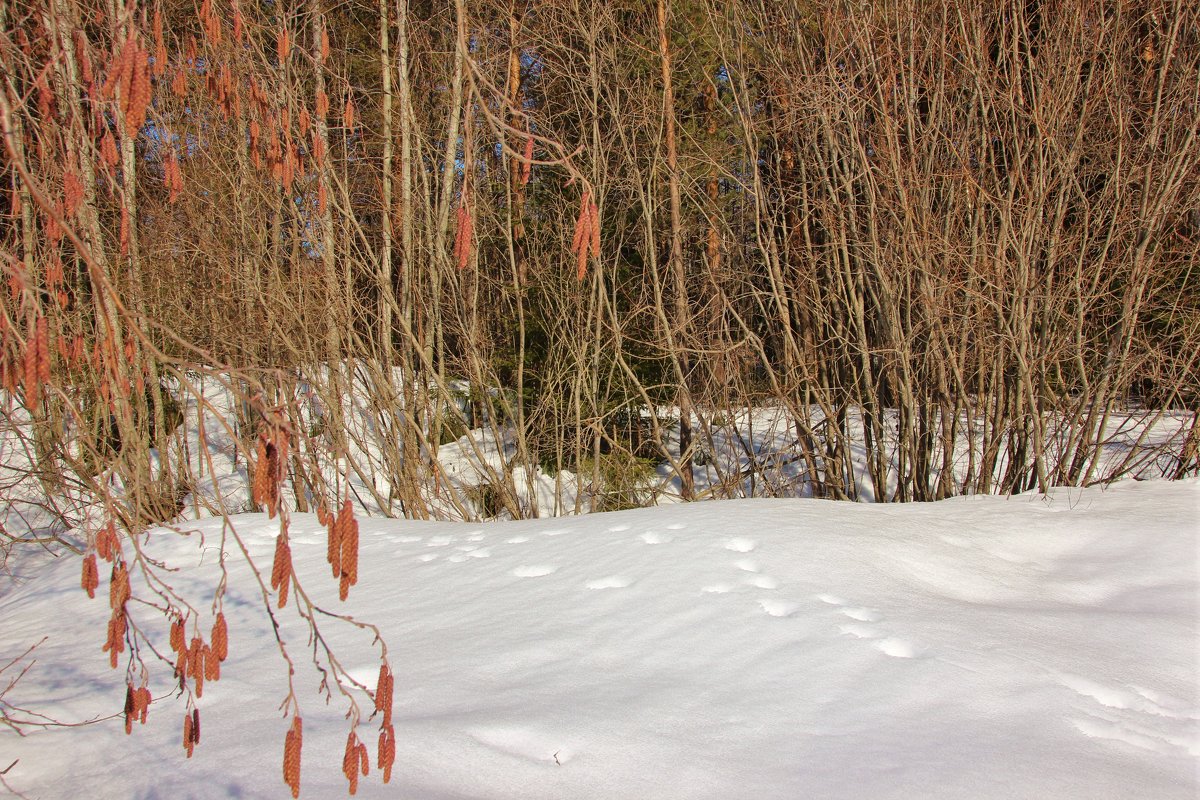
[2, 478, 1197, 799]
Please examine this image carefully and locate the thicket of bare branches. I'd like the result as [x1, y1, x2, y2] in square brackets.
[0, 0, 1197, 794]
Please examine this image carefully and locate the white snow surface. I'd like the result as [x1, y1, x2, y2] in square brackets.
[2, 479, 1198, 799]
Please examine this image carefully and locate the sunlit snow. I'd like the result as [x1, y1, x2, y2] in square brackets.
[2, 479, 1197, 798]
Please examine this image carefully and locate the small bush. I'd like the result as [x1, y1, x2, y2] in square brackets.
[582, 452, 659, 512]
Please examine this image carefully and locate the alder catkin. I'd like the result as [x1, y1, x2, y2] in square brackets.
[189, 637, 205, 697]
[375, 664, 394, 728]
[338, 499, 360, 600]
[454, 204, 473, 271]
[378, 724, 395, 783]
[271, 533, 292, 608]
[327, 517, 342, 579]
[103, 610, 126, 668]
[211, 612, 228, 662]
[170, 616, 185, 654]
[202, 643, 218, 682]
[97, 520, 118, 561]
[136, 686, 151, 724]
[125, 45, 151, 136]
[252, 436, 269, 507]
[109, 561, 130, 609]
[123, 683, 135, 734]
[81, 553, 99, 598]
[183, 713, 194, 758]
[343, 731, 361, 795]
[589, 198, 601, 258]
[276, 27, 290, 62]
[283, 717, 303, 798]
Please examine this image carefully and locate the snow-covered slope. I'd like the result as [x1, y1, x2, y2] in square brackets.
[2, 479, 1197, 799]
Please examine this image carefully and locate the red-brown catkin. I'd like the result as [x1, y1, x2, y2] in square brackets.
[378, 724, 396, 783]
[338, 500, 359, 601]
[109, 561, 130, 609]
[136, 686, 151, 724]
[81, 554, 98, 598]
[375, 664, 394, 728]
[123, 683, 135, 734]
[169, 615, 185, 654]
[342, 731, 360, 795]
[183, 712, 195, 757]
[283, 717, 303, 798]
[270, 532, 292, 608]
[211, 612, 228, 662]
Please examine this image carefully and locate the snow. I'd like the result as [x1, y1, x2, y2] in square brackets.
[2, 479, 1198, 798]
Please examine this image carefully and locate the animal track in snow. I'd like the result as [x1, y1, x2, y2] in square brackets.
[874, 638, 920, 658]
[702, 583, 733, 594]
[467, 726, 575, 764]
[394, 535, 421, 544]
[427, 535, 454, 547]
[448, 545, 491, 563]
[506, 536, 530, 544]
[585, 575, 634, 590]
[416, 553, 438, 563]
[541, 528, 572, 537]
[758, 599, 801, 618]
[511, 565, 558, 578]
[640, 531, 673, 545]
[838, 623, 879, 639]
[607, 523, 632, 533]
[825, 596, 924, 658]
[724, 537, 757, 553]
[744, 575, 779, 589]
[665, 523, 686, 530]
[839, 607, 882, 622]
[734, 559, 760, 573]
